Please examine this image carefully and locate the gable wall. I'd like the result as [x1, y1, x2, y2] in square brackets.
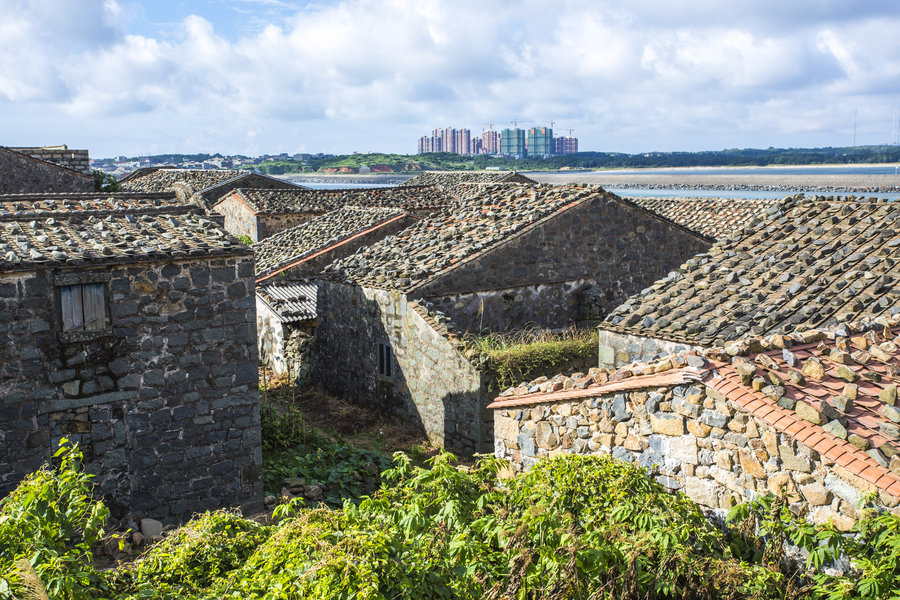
[0, 149, 93, 194]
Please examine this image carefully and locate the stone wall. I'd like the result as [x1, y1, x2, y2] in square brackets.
[213, 195, 318, 242]
[314, 281, 486, 454]
[0, 255, 263, 524]
[493, 382, 899, 529]
[0, 148, 93, 194]
[9, 147, 91, 176]
[415, 196, 710, 332]
[256, 297, 314, 381]
[426, 279, 593, 333]
[597, 328, 694, 369]
[199, 174, 297, 208]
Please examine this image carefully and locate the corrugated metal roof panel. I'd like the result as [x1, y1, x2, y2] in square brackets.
[257, 282, 317, 323]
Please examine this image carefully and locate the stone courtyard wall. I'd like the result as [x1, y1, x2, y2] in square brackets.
[0, 148, 93, 194]
[494, 383, 899, 529]
[315, 281, 486, 454]
[0, 255, 263, 524]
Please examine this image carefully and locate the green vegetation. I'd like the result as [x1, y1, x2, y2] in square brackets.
[244, 144, 900, 175]
[3, 443, 900, 599]
[466, 327, 599, 395]
[91, 169, 121, 192]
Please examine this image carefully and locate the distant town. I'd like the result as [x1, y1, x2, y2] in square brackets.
[417, 125, 578, 157]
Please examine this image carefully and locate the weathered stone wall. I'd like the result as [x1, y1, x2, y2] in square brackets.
[597, 329, 694, 369]
[213, 196, 319, 243]
[258, 213, 317, 241]
[414, 196, 710, 332]
[256, 297, 314, 381]
[0, 255, 263, 524]
[0, 148, 93, 194]
[9, 147, 91, 176]
[426, 279, 594, 333]
[494, 383, 899, 529]
[314, 282, 486, 454]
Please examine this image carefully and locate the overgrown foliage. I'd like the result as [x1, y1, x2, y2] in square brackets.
[0, 441, 109, 600]
[260, 394, 390, 504]
[466, 327, 598, 395]
[5, 445, 900, 599]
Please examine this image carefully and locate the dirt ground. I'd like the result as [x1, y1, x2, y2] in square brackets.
[258, 368, 436, 459]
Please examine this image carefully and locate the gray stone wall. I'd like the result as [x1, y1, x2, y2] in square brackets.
[0, 255, 263, 524]
[259, 213, 317, 241]
[597, 329, 694, 369]
[314, 282, 486, 454]
[256, 298, 314, 381]
[0, 148, 93, 194]
[8, 147, 91, 176]
[426, 279, 594, 333]
[494, 383, 900, 529]
[414, 196, 710, 332]
[213, 196, 318, 243]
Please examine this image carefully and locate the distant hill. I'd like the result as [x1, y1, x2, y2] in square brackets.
[247, 145, 900, 174]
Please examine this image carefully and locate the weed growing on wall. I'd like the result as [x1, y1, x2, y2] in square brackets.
[466, 327, 599, 395]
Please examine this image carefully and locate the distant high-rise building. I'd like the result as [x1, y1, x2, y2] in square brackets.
[454, 128, 472, 155]
[482, 130, 500, 155]
[528, 127, 554, 157]
[554, 136, 578, 155]
[500, 128, 527, 157]
[471, 137, 483, 155]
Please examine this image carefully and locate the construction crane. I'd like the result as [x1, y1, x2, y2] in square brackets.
[510, 119, 518, 129]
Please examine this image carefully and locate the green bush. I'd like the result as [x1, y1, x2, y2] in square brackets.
[0, 440, 109, 600]
[110, 511, 270, 598]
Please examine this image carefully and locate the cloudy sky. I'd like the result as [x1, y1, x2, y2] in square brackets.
[2, 0, 899, 158]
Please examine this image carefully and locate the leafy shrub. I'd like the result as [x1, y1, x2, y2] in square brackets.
[110, 510, 270, 598]
[0, 440, 109, 600]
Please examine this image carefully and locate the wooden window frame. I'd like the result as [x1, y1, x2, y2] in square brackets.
[377, 341, 393, 379]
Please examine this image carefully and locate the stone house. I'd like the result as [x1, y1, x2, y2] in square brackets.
[598, 195, 900, 368]
[0, 192, 263, 524]
[212, 186, 450, 243]
[491, 318, 900, 529]
[315, 185, 712, 453]
[252, 206, 418, 379]
[1, 146, 93, 194]
[119, 168, 302, 209]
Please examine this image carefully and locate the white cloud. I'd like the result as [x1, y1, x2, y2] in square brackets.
[2, 0, 900, 155]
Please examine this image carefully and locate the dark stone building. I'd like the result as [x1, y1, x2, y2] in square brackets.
[0, 146, 93, 194]
[0, 192, 263, 524]
[316, 184, 711, 452]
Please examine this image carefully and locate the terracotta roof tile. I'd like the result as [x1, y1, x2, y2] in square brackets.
[627, 196, 784, 240]
[224, 186, 452, 215]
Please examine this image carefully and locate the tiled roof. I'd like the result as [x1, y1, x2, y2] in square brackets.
[222, 185, 452, 215]
[324, 184, 606, 292]
[0, 211, 249, 271]
[120, 169, 245, 193]
[601, 195, 900, 346]
[489, 319, 900, 498]
[628, 197, 784, 240]
[704, 325, 900, 498]
[397, 171, 537, 188]
[257, 282, 317, 323]
[0, 192, 191, 220]
[253, 206, 407, 279]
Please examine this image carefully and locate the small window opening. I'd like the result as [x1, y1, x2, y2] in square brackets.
[60, 283, 108, 332]
[377, 342, 392, 378]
